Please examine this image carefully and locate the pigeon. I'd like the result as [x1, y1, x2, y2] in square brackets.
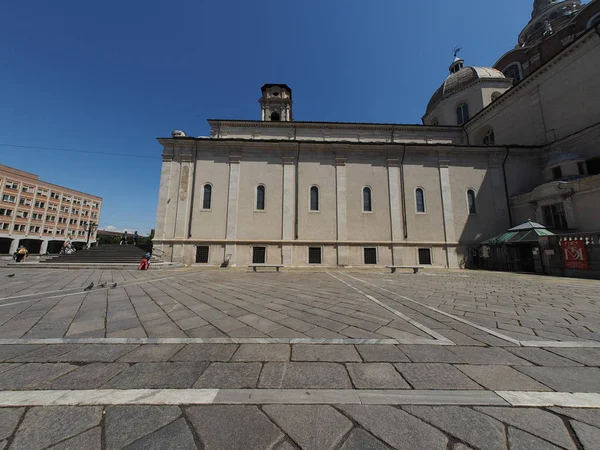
[111, 283, 117, 289]
[84, 282, 94, 291]
[7, 274, 15, 278]
[99, 282, 107, 288]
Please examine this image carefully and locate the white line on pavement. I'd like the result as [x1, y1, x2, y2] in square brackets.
[1, 389, 600, 408]
[326, 271, 454, 345]
[0, 337, 401, 345]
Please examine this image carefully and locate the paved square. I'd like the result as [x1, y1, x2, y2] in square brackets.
[0, 266, 599, 449]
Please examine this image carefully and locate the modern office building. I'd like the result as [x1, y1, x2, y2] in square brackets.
[153, 0, 600, 268]
[0, 164, 102, 255]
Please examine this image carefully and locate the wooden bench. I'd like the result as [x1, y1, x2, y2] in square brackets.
[386, 266, 421, 274]
[248, 264, 284, 272]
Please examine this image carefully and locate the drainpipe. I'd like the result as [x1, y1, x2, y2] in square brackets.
[462, 123, 470, 144]
[295, 143, 300, 240]
[187, 141, 198, 238]
[502, 147, 513, 228]
[400, 145, 408, 240]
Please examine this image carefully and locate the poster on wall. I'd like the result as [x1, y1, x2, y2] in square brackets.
[561, 240, 589, 270]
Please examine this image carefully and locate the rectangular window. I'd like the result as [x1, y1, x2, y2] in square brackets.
[1, 223, 10, 230]
[364, 247, 377, 265]
[542, 203, 568, 230]
[2, 195, 16, 203]
[16, 211, 29, 219]
[50, 192, 60, 199]
[13, 224, 26, 232]
[46, 215, 56, 222]
[5, 182, 18, 190]
[252, 246, 266, 264]
[48, 204, 58, 211]
[0, 208, 12, 216]
[586, 157, 600, 176]
[552, 166, 562, 180]
[58, 218, 67, 224]
[418, 248, 432, 265]
[29, 225, 40, 233]
[34, 201, 46, 208]
[196, 246, 210, 263]
[308, 247, 322, 264]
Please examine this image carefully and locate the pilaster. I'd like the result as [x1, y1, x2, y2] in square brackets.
[225, 151, 242, 266]
[488, 152, 510, 219]
[438, 152, 459, 268]
[335, 153, 348, 266]
[387, 154, 403, 265]
[281, 151, 296, 266]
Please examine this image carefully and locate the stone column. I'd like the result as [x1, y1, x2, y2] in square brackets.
[488, 153, 510, 224]
[387, 154, 403, 265]
[9, 238, 20, 255]
[281, 152, 296, 266]
[438, 152, 459, 268]
[563, 196, 576, 229]
[335, 154, 348, 266]
[225, 152, 242, 266]
[173, 147, 195, 264]
[39, 240, 48, 255]
[154, 147, 174, 261]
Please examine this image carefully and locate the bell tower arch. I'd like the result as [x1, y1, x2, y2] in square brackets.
[259, 84, 293, 121]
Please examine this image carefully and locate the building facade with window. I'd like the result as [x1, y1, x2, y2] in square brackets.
[154, 0, 600, 268]
[0, 164, 102, 255]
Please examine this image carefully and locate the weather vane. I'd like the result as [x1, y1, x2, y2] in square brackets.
[453, 47, 462, 58]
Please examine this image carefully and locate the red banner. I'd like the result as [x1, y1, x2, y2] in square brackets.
[561, 240, 589, 270]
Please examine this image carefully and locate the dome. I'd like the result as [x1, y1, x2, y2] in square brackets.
[426, 66, 507, 115]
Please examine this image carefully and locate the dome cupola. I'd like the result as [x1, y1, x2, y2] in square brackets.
[519, 0, 582, 47]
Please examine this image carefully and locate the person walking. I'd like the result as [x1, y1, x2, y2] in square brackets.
[16, 246, 28, 262]
[133, 231, 138, 246]
[120, 232, 127, 246]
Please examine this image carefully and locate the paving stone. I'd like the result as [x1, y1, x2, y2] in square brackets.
[548, 348, 600, 366]
[447, 347, 531, 365]
[0, 440, 6, 450]
[279, 316, 316, 333]
[571, 421, 600, 450]
[194, 362, 261, 388]
[339, 428, 391, 450]
[341, 405, 448, 449]
[397, 345, 464, 363]
[58, 344, 139, 362]
[506, 348, 584, 367]
[292, 344, 361, 362]
[170, 344, 237, 362]
[105, 405, 182, 450]
[549, 407, 600, 428]
[185, 324, 227, 338]
[118, 344, 185, 362]
[238, 314, 282, 333]
[0, 407, 25, 440]
[103, 362, 208, 389]
[475, 407, 575, 449]
[232, 344, 290, 361]
[208, 316, 247, 332]
[122, 418, 196, 450]
[346, 363, 409, 389]
[8, 344, 80, 362]
[0, 345, 43, 361]
[402, 406, 505, 450]
[514, 366, 600, 392]
[355, 345, 409, 362]
[0, 363, 21, 374]
[187, 405, 284, 449]
[43, 363, 127, 390]
[10, 406, 102, 450]
[395, 363, 482, 390]
[47, 427, 101, 450]
[268, 405, 353, 449]
[438, 331, 487, 346]
[507, 426, 563, 450]
[274, 440, 297, 450]
[452, 444, 474, 450]
[259, 362, 352, 389]
[0, 363, 76, 389]
[456, 365, 552, 391]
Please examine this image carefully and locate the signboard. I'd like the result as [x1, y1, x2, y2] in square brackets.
[561, 240, 589, 270]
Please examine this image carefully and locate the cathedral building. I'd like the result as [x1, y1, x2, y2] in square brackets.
[154, 0, 600, 268]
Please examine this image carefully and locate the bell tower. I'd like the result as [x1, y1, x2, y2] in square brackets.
[259, 84, 293, 122]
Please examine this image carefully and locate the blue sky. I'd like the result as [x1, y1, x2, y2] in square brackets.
[0, 0, 534, 235]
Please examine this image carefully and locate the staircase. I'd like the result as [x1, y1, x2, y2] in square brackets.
[37, 244, 166, 268]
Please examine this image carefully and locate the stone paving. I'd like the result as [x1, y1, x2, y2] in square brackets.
[0, 267, 600, 449]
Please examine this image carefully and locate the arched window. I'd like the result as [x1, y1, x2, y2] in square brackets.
[502, 63, 523, 84]
[467, 189, 477, 215]
[310, 186, 319, 211]
[483, 129, 495, 146]
[202, 184, 212, 210]
[363, 187, 372, 212]
[456, 103, 469, 125]
[415, 188, 425, 213]
[256, 185, 265, 210]
[270, 111, 280, 121]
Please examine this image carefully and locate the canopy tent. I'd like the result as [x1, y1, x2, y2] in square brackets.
[480, 221, 555, 246]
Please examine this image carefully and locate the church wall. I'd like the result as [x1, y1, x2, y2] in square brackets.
[190, 151, 229, 239]
[571, 189, 600, 232]
[236, 152, 284, 241]
[297, 150, 337, 241]
[345, 152, 392, 242]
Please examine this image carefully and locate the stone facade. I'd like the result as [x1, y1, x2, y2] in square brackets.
[153, 3, 600, 268]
